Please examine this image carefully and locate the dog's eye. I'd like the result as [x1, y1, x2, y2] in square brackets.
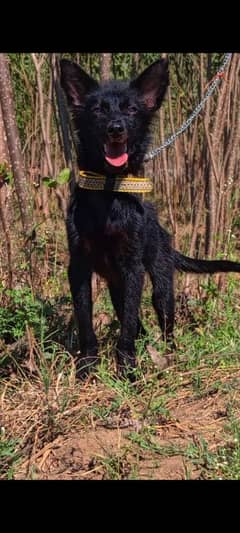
[120, 101, 138, 114]
[91, 105, 101, 114]
[128, 105, 138, 115]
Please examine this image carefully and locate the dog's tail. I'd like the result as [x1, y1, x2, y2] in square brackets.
[173, 251, 240, 274]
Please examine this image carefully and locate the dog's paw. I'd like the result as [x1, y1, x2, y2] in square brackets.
[116, 346, 137, 383]
[117, 363, 137, 383]
[75, 352, 100, 380]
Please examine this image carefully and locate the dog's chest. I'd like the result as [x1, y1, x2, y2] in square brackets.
[81, 223, 129, 279]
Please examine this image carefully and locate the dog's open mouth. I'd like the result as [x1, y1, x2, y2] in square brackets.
[104, 140, 128, 168]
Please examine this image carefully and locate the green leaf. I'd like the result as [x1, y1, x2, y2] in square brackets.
[4, 172, 14, 185]
[56, 168, 71, 185]
[42, 177, 57, 188]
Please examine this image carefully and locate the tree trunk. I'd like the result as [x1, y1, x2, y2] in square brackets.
[100, 53, 112, 81]
[159, 108, 176, 241]
[0, 100, 13, 288]
[0, 53, 32, 237]
[132, 53, 140, 76]
[51, 53, 77, 196]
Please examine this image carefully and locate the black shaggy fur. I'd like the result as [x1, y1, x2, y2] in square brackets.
[60, 58, 240, 380]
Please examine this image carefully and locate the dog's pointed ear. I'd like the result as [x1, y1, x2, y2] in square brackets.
[130, 58, 169, 111]
[60, 59, 99, 108]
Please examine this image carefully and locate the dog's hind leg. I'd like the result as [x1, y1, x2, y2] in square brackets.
[149, 261, 176, 349]
[68, 254, 99, 378]
[108, 283, 146, 338]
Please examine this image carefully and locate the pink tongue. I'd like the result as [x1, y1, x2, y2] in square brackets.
[105, 153, 128, 167]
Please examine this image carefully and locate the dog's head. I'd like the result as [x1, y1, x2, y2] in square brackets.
[60, 58, 169, 175]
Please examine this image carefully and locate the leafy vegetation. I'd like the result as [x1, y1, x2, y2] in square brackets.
[0, 271, 240, 479]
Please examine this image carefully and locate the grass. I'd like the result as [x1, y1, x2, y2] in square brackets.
[0, 435, 21, 479]
[0, 273, 240, 479]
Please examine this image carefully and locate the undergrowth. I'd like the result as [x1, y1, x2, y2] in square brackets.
[0, 274, 240, 479]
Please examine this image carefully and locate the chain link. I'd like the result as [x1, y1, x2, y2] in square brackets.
[144, 53, 233, 162]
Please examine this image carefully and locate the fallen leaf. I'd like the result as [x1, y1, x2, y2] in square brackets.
[146, 344, 175, 370]
[94, 312, 112, 330]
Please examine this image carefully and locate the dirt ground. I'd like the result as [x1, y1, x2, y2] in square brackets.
[8, 376, 234, 480]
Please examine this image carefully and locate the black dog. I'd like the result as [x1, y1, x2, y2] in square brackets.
[60, 58, 240, 380]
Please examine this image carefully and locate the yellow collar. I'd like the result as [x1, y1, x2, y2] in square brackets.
[76, 170, 153, 194]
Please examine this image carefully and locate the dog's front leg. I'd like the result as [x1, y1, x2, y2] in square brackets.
[116, 265, 144, 381]
[68, 255, 99, 378]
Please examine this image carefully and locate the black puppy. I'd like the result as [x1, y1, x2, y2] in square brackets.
[60, 58, 240, 380]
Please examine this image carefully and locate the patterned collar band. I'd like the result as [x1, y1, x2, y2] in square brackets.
[76, 170, 153, 194]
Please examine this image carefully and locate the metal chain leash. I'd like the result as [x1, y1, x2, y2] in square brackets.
[144, 53, 233, 162]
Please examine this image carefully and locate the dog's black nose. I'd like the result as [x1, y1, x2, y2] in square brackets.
[107, 122, 125, 137]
